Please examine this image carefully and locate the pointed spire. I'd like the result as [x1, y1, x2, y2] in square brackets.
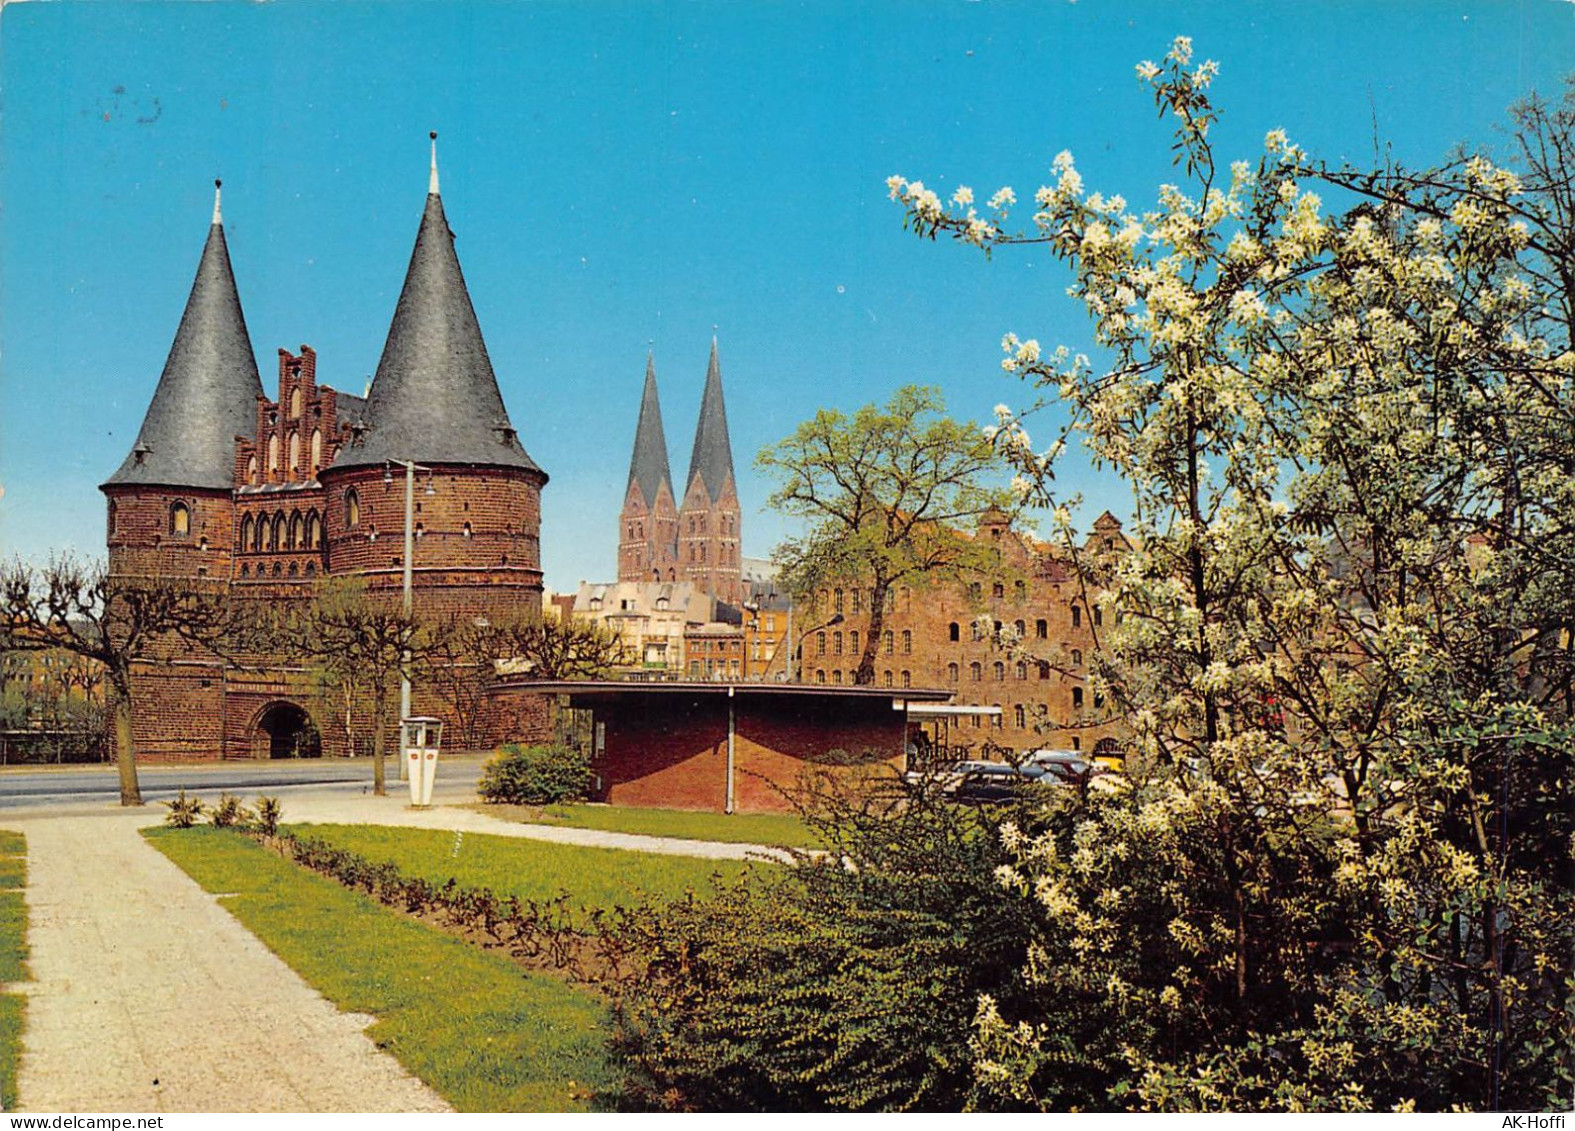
[212, 178, 222, 225]
[104, 189, 263, 490]
[627, 353, 675, 507]
[685, 337, 736, 503]
[428, 131, 440, 197]
[331, 143, 542, 476]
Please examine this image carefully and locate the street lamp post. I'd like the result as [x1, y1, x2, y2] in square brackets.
[385, 459, 434, 774]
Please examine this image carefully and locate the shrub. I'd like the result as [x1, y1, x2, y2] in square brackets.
[254, 796, 282, 838]
[162, 790, 204, 828]
[603, 782, 1041, 1111]
[210, 793, 254, 829]
[479, 743, 593, 806]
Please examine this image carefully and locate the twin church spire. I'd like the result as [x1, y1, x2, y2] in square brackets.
[619, 340, 742, 605]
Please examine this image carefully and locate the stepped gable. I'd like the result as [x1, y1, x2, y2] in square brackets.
[628, 354, 675, 506]
[104, 182, 263, 490]
[332, 138, 542, 476]
[684, 338, 736, 502]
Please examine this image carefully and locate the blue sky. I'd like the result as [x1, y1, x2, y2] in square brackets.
[2, 1, 1571, 591]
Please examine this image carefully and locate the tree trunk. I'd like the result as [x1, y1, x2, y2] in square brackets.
[857, 581, 888, 686]
[371, 687, 387, 796]
[112, 687, 143, 807]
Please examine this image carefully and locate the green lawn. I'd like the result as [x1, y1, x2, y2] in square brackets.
[0, 828, 26, 1112]
[287, 823, 755, 916]
[469, 802, 824, 850]
[145, 827, 616, 1112]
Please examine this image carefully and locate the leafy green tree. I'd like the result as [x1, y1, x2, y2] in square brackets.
[0, 555, 229, 804]
[889, 40, 1573, 1110]
[758, 385, 1014, 684]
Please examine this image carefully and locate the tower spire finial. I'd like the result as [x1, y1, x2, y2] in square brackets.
[212, 178, 222, 225]
[429, 131, 440, 196]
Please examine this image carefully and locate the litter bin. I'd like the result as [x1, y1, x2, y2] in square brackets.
[400, 716, 444, 807]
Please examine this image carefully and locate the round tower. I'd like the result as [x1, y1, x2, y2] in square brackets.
[102, 181, 260, 580]
[319, 136, 547, 624]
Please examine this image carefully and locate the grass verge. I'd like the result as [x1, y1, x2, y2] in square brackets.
[144, 826, 615, 1112]
[287, 824, 755, 916]
[0, 828, 26, 1112]
[466, 802, 823, 850]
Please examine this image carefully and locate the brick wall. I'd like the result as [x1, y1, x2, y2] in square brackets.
[587, 691, 906, 814]
[105, 486, 235, 580]
[799, 516, 1130, 757]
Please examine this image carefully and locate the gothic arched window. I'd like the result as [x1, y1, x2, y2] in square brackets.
[288, 432, 300, 472]
[240, 515, 253, 551]
[170, 501, 190, 536]
[345, 489, 361, 528]
[310, 429, 322, 472]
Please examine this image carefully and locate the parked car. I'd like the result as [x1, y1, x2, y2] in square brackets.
[1024, 749, 1099, 782]
[951, 762, 1050, 804]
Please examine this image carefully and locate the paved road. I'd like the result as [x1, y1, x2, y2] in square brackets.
[0, 756, 487, 811]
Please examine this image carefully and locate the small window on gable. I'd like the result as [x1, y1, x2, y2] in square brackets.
[170, 501, 191, 536]
[346, 488, 361, 528]
[310, 429, 322, 472]
[288, 431, 300, 472]
[268, 434, 279, 473]
[247, 456, 258, 485]
[290, 387, 303, 419]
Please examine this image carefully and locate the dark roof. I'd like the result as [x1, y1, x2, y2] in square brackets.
[684, 339, 735, 503]
[627, 354, 674, 506]
[333, 390, 367, 428]
[330, 190, 543, 476]
[515, 679, 955, 703]
[103, 221, 263, 490]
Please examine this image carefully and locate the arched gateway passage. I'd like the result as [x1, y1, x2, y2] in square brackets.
[252, 701, 323, 760]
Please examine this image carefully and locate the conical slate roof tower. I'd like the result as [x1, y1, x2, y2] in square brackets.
[618, 354, 681, 583]
[104, 181, 263, 490]
[332, 136, 541, 474]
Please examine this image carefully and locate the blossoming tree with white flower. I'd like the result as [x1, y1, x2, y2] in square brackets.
[892, 40, 1572, 1111]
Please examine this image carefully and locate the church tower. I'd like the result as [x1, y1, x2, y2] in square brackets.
[102, 181, 262, 580]
[619, 354, 681, 584]
[677, 338, 743, 605]
[320, 135, 548, 622]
